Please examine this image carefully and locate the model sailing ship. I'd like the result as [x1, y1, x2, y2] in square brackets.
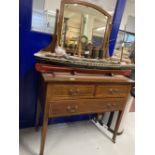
[34, 0, 134, 75]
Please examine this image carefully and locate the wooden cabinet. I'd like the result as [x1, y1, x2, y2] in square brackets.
[36, 73, 133, 155]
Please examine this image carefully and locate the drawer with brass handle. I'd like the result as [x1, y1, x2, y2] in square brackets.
[47, 84, 95, 100]
[96, 85, 130, 98]
[49, 98, 125, 117]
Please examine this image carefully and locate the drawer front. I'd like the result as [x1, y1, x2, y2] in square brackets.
[48, 84, 95, 100]
[49, 98, 125, 117]
[96, 85, 129, 98]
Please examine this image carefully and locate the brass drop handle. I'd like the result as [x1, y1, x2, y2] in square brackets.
[107, 103, 115, 108]
[69, 89, 76, 96]
[107, 103, 111, 108]
[67, 105, 78, 113]
[69, 89, 80, 96]
[109, 89, 114, 94]
[109, 89, 119, 94]
[75, 89, 80, 95]
[114, 89, 119, 93]
[75, 105, 78, 109]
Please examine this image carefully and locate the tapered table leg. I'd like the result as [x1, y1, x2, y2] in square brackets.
[40, 102, 49, 155]
[40, 115, 48, 155]
[112, 111, 123, 143]
[35, 99, 41, 131]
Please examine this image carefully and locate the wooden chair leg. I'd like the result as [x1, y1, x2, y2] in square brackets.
[35, 99, 41, 131]
[112, 111, 123, 143]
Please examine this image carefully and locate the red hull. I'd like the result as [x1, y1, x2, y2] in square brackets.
[35, 63, 131, 76]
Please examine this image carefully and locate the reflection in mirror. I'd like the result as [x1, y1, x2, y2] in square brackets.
[60, 4, 108, 59]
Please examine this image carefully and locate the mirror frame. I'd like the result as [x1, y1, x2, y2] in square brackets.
[58, 0, 112, 58]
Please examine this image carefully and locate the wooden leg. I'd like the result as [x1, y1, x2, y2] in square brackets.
[35, 99, 41, 131]
[112, 111, 123, 143]
[40, 105, 49, 155]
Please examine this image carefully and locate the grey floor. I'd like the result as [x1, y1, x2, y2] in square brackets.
[19, 113, 135, 155]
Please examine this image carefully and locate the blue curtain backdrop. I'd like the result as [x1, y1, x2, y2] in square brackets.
[19, 0, 126, 128]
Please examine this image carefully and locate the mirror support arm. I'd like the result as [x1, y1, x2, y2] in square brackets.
[42, 9, 60, 52]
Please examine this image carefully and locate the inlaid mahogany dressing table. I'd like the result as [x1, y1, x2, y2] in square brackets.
[35, 72, 133, 155]
[34, 1, 134, 154]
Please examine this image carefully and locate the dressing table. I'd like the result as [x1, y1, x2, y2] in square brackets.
[35, 72, 133, 155]
[34, 0, 134, 155]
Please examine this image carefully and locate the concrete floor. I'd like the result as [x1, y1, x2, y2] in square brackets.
[19, 113, 135, 155]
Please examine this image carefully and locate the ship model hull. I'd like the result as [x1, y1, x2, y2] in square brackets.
[34, 52, 134, 76]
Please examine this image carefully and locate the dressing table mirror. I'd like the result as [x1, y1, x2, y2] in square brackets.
[58, 0, 112, 59]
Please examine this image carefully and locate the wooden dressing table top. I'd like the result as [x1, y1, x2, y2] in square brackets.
[42, 72, 133, 83]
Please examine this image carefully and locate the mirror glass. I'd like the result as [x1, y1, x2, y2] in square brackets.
[31, 0, 117, 35]
[60, 4, 108, 59]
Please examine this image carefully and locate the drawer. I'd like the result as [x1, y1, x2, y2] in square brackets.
[49, 98, 125, 117]
[96, 85, 130, 98]
[47, 84, 95, 100]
